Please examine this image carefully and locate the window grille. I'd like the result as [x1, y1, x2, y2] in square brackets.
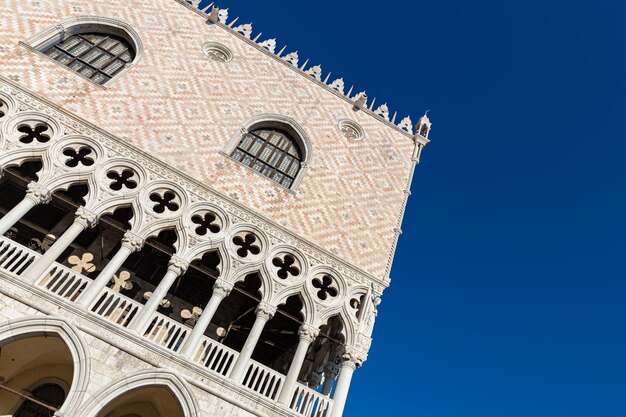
[231, 128, 303, 188]
[43, 33, 135, 85]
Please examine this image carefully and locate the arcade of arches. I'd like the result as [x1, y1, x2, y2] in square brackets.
[0, 158, 348, 396]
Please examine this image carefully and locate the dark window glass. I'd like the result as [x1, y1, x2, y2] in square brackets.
[231, 128, 302, 188]
[43, 33, 135, 85]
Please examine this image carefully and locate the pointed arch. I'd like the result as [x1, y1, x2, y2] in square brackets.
[76, 369, 199, 417]
[0, 316, 90, 416]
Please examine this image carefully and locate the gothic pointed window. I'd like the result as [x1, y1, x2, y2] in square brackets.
[43, 33, 135, 85]
[231, 128, 303, 188]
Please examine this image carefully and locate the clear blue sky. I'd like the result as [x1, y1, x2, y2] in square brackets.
[207, 1, 626, 416]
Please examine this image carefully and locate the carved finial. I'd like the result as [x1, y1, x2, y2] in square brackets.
[398, 116, 413, 133]
[218, 8, 229, 24]
[305, 65, 323, 81]
[330, 78, 345, 94]
[258, 38, 277, 53]
[233, 23, 253, 39]
[374, 103, 390, 121]
[283, 51, 299, 66]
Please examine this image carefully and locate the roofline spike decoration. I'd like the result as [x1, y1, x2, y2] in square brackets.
[183, 0, 426, 140]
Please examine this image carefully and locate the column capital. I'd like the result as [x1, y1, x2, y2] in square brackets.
[75, 207, 98, 228]
[341, 345, 367, 370]
[255, 301, 277, 320]
[212, 279, 234, 299]
[25, 181, 52, 204]
[121, 231, 145, 252]
[298, 324, 319, 343]
[167, 255, 190, 276]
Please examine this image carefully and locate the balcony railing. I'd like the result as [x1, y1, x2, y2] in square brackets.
[35, 263, 91, 302]
[192, 335, 239, 377]
[0, 236, 333, 415]
[0, 237, 38, 275]
[242, 360, 285, 401]
[141, 311, 190, 353]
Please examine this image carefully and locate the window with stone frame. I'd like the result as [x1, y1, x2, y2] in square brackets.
[231, 128, 303, 188]
[42, 33, 135, 85]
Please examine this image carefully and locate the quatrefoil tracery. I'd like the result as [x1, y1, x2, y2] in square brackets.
[233, 233, 261, 258]
[17, 123, 51, 144]
[63, 146, 95, 168]
[272, 254, 300, 280]
[312, 275, 339, 301]
[107, 169, 138, 191]
[150, 190, 180, 214]
[192, 212, 221, 236]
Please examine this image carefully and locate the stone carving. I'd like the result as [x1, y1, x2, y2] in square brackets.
[298, 324, 319, 343]
[0, 78, 394, 353]
[258, 38, 276, 53]
[121, 232, 145, 252]
[305, 65, 322, 81]
[233, 23, 253, 39]
[213, 279, 234, 298]
[25, 182, 52, 204]
[255, 301, 277, 320]
[398, 116, 413, 133]
[338, 119, 364, 141]
[330, 78, 345, 94]
[63, 146, 94, 168]
[75, 207, 98, 228]
[342, 345, 366, 369]
[374, 103, 390, 121]
[167, 256, 190, 276]
[283, 51, 299, 66]
[218, 8, 229, 24]
[17, 123, 51, 144]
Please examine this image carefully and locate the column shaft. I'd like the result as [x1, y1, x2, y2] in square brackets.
[180, 284, 230, 359]
[77, 246, 132, 307]
[24, 221, 85, 281]
[229, 303, 275, 382]
[0, 198, 36, 236]
[129, 269, 178, 333]
[277, 325, 318, 405]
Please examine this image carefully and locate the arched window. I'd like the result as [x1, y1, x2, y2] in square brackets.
[231, 128, 303, 188]
[23, 17, 143, 86]
[43, 33, 135, 85]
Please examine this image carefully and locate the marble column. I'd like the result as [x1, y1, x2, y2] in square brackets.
[329, 347, 365, 417]
[0, 182, 51, 236]
[77, 231, 145, 307]
[229, 302, 276, 382]
[278, 324, 319, 405]
[23, 207, 97, 281]
[129, 255, 189, 333]
[180, 279, 234, 359]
